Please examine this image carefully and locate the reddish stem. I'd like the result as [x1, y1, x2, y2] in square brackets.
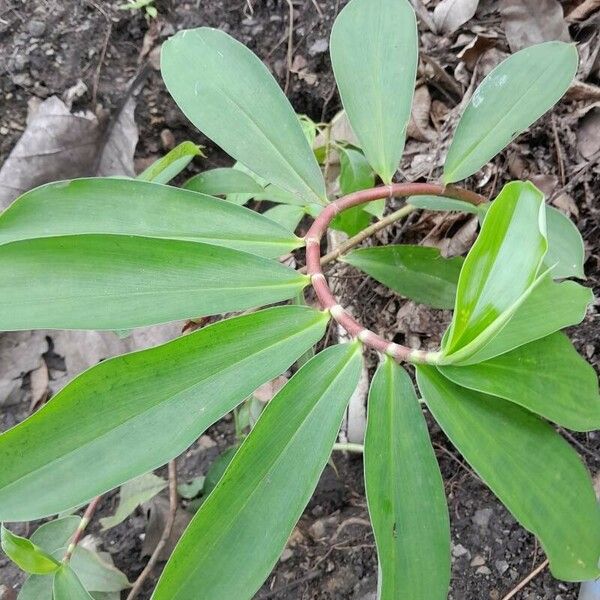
[305, 182, 485, 363]
[62, 495, 102, 563]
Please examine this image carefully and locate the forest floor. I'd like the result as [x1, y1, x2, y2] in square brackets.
[1, 0, 600, 599]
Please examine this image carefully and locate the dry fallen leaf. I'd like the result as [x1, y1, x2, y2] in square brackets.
[500, 0, 571, 52]
[0, 95, 138, 210]
[433, 0, 480, 35]
[577, 107, 600, 158]
[457, 34, 497, 70]
[407, 85, 435, 141]
[567, 0, 600, 22]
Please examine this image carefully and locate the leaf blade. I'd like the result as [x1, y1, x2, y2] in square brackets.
[440, 332, 600, 431]
[365, 359, 450, 600]
[330, 0, 418, 183]
[545, 205, 585, 279]
[161, 28, 325, 203]
[417, 366, 600, 581]
[0, 306, 329, 521]
[1, 526, 60, 575]
[0, 234, 308, 330]
[0, 178, 301, 258]
[444, 42, 578, 183]
[153, 343, 363, 600]
[137, 141, 202, 184]
[343, 245, 463, 309]
[183, 167, 265, 196]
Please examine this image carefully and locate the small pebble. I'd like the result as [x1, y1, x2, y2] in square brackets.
[452, 543, 469, 558]
[279, 548, 293, 562]
[473, 507, 493, 528]
[495, 560, 509, 575]
[27, 20, 46, 37]
[476, 566, 492, 576]
[308, 38, 329, 56]
[470, 555, 485, 567]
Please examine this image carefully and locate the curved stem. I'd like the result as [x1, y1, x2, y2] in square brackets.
[303, 182, 485, 363]
[62, 495, 102, 563]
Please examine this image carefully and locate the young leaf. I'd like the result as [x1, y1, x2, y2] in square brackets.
[440, 333, 600, 432]
[183, 167, 265, 197]
[0, 235, 309, 330]
[545, 205, 585, 279]
[460, 278, 593, 364]
[365, 359, 450, 600]
[330, 0, 418, 183]
[153, 343, 363, 600]
[53, 565, 94, 600]
[0, 178, 301, 258]
[416, 366, 600, 581]
[30, 517, 80, 552]
[444, 42, 578, 183]
[137, 141, 202, 184]
[0, 306, 329, 521]
[338, 147, 376, 194]
[342, 245, 463, 309]
[330, 205, 372, 237]
[408, 195, 483, 215]
[1, 526, 60, 575]
[442, 181, 547, 362]
[99, 473, 167, 530]
[161, 28, 326, 204]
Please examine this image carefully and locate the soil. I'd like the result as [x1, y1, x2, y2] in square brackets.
[1, 1, 599, 599]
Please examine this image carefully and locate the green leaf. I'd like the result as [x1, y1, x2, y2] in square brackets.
[263, 204, 305, 233]
[1, 526, 60, 575]
[18, 575, 53, 600]
[545, 205, 585, 279]
[0, 235, 308, 330]
[253, 183, 309, 207]
[442, 181, 547, 362]
[330, 0, 418, 183]
[99, 473, 167, 530]
[0, 178, 301, 258]
[416, 366, 600, 581]
[330, 205, 372, 237]
[30, 518, 80, 552]
[183, 167, 265, 197]
[137, 141, 202, 184]
[153, 343, 363, 600]
[343, 245, 463, 309]
[440, 333, 600, 432]
[65, 548, 130, 593]
[53, 565, 94, 600]
[225, 162, 269, 206]
[460, 277, 593, 364]
[408, 195, 482, 215]
[0, 306, 329, 521]
[338, 147, 376, 194]
[444, 42, 578, 183]
[161, 28, 326, 204]
[365, 359, 449, 600]
[203, 446, 239, 498]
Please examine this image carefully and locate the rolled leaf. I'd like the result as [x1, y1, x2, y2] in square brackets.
[440, 333, 600, 432]
[444, 42, 578, 183]
[183, 167, 265, 196]
[343, 245, 463, 309]
[0, 178, 301, 258]
[330, 0, 418, 183]
[137, 141, 202, 184]
[365, 359, 450, 600]
[546, 205, 585, 279]
[461, 277, 593, 364]
[1, 526, 60, 575]
[0, 306, 329, 521]
[0, 234, 308, 330]
[153, 343, 363, 600]
[161, 28, 326, 204]
[417, 366, 600, 581]
[443, 181, 547, 361]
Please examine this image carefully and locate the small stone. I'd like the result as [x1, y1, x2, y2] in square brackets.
[0, 127, 8, 136]
[470, 555, 486, 567]
[495, 560, 509, 575]
[476, 566, 492, 576]
[473, 508, 493, 528]
[308, 38, 329, 56]
[197, 434, 216, 449]
[279, 548, 293, 562]
[28, 20, 46, 37]
[160, 128, 176, 151]
[309, 519, 326, 540]
[452, 543, 469, 558]
[489, 590, 500, 600]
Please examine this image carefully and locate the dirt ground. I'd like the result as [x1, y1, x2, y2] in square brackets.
[1, 0, 600, 599]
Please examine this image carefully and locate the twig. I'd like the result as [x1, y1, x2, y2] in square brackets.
[284, 0, 294, 94]
[259, 571, 320, 599]
[87, 1, 112, 111]
[126, 460, 178, 600]
[500, 559, 549, 600]
[332, 442, 364, 453]
[551, 115, 566, 188]
[62, 496, 102, 563]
